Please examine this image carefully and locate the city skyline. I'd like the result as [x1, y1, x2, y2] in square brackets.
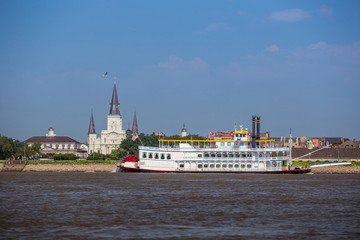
[0, 0, 359, 142]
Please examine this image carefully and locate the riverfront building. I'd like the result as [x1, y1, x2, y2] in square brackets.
[180, 123, 188, 138]
[87, 83, 126, 155]
[26, 126, 88, 158]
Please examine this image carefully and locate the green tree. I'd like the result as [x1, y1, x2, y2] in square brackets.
[0, 134, 25, 159]
[53, 153, 77, 160]
[87, 152, 106, 160]
[24, 145, 34, 158]
[111, 148, 128, 160]
[32, 142, 42, 154]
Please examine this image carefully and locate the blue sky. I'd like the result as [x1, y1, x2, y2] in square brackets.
[0, 0, 359, 142]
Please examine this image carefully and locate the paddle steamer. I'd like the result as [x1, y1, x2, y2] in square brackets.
[118, 116, 311, 173]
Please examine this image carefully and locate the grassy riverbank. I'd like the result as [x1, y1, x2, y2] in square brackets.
[22, 164, 116, 172]
[292, 161, 360, 167]
[2, 160, 360, 173]
[26, 160, 118, 165]
[22, 160, 119, 172]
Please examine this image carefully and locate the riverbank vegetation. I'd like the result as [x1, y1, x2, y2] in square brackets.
[0, 134, 41, 159]
[292, 161, 360, 167]
[27, 160, 118, 165]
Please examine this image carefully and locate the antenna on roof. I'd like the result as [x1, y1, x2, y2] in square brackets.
[288, 128, 292, 170]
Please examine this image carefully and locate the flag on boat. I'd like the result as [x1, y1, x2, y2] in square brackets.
[132, 133, 138, 141]
[155, 132, 164, 136]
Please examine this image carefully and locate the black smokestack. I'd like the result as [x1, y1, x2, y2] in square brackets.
[256, 116, 260, 147]
[252, 116, 256, 148]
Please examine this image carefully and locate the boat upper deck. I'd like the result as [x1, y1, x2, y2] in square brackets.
[139, 144, 289, 153]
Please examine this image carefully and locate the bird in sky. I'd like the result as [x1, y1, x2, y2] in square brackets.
[103, 72, 108, 78]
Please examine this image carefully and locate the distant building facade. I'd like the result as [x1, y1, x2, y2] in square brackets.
[180, 123, 188, 137]
[87, 83, 126, 155]
[26, 127, 88, 158]
[125, 111, 139, 138]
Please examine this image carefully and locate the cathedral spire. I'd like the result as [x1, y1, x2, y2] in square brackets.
[109, 82, 120, 115]
[88, 110, 96, 134]
[132, 110, 139, 134]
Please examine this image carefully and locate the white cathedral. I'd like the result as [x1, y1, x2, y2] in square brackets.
[87, 83, 127, 155]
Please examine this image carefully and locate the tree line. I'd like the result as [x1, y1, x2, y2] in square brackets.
[0, 134, 41, 160]
[0, 133, 206, 161]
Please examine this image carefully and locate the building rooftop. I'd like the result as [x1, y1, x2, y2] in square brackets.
[26, 136, 79, 144]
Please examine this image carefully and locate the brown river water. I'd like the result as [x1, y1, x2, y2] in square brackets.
[1, 173, 360, 239]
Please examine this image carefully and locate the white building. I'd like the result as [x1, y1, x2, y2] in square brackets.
[88, 83, 126, 155]
[180, 123, 188, 138]
[26, 126, 88, 159]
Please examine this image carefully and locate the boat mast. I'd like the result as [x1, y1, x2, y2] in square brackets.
[288, 128, 292, 170]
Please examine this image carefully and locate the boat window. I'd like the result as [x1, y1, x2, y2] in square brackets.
[228, 164, 233, 168]
[167, 154, 171, 160]
[229, 153, 234, 158]
[241, 164, 245, 168]
[161, 153, 165, 159]
[241, 154, 246, 158]
[235, 153, 240, 158]
[221, 142, 225, 146]
[210, 164, 215, 168]
[216, 164, 220, 168]
[155, 153, 159, 159]
[204, 153, 209, 158]
[235, 164, 239, 168]
[247, 153, 252, 157]
[142, 152, 147, 158]
[198, 164, 202, 168]
[149, 153, 153, 158]
[247, 164, 251, 168]
[227, 142, 231, 146]
[179, 164, 184, 168]
[222, 153, 228, 157]
[204, 164, 208, 168]
[222, 164, 227, 168]
[211, 154, 216, 158]
[198, 154, 202, 158]
[216, 153, 221, 158]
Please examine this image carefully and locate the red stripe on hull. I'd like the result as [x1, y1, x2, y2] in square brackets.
[119, 166, 311, 174]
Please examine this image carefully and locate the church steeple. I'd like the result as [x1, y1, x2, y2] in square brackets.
[88, 110, 96, 134]
[109, 82, 120, 115]
[132, 110, 139, 134]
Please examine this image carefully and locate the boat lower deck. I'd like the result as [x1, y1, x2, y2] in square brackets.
[119, 166, 311, 174]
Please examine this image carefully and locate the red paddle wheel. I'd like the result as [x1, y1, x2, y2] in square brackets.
[121, 155, 139, 163]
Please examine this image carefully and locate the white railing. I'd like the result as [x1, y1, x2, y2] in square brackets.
[139, 145, 289, 153]
[181, 157, 287, 161]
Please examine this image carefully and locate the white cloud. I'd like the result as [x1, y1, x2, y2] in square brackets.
[270, 8, 311, 22]
[266, 44, 280, 52]
[189, 58, 209, 71]
[318, 5, 333, 17]
[158, 55, 183, 69]
[308, 42, 328, 50]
